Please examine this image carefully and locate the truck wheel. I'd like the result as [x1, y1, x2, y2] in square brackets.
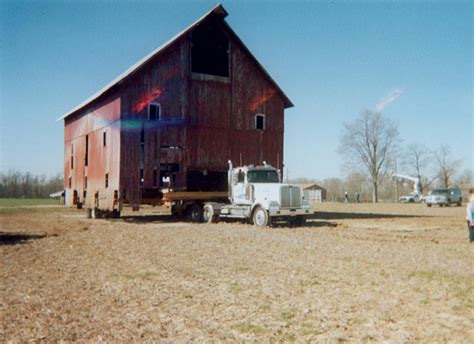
[188, 204, 203, 223]
[457, 200, 462, 207]
[203, 204, 218, 223]
[86, 208, 92, 219]
[253, 206, 269, 227]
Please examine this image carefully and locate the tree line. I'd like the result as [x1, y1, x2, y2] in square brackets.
[293, 109, 472, 203]
[0, 171, 63, 199]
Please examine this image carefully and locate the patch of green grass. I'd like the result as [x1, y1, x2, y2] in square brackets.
[408, 270, 437, 281]
[0, 198, 59, 207]
[124, 271, 160, 280]
[233, 266, 250, 273]
[301, 327, 322, 336]
[229, 282, 242, 292]
[231, 322, 266, 334]
[272, 329, 296, 342]
[280, 309, 296, 321]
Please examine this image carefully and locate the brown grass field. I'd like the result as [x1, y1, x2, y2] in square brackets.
[1, 202, 473, 342]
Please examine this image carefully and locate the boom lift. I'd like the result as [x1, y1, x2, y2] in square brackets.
[392, 174, 422, 203]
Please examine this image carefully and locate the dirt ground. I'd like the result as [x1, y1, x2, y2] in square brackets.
[1, 203, 473, 342]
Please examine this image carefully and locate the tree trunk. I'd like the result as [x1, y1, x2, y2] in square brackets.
[372, 182, 378, 203]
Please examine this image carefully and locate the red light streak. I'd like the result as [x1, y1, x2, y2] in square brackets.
[249, 88, 276, 111]
[134, 87, 163, 113]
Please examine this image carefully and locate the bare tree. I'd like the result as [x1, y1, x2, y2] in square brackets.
[339, 110, 399, 202]
[434, 145, 460, 188]
[322, 177, 344, 202]
[456, 168, 473, 185]
[401, 143, 434, 193]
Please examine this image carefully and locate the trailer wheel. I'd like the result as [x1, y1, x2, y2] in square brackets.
[86, 208, 92, 219]
[188, 204, 203, 223]
[203, 204, 218, 223]
[253, 206, 269, 227]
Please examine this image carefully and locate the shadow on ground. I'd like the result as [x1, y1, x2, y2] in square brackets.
[310, 211, 422, 220]
[0, 232, 48, 245]
[119, 214, 179, 224]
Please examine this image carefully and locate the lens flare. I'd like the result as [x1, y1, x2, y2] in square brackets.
[134, 87, 164, 113]
[249, 88, 276, 111]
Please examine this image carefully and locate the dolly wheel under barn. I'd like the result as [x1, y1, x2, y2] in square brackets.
[253, 206, 270, 227]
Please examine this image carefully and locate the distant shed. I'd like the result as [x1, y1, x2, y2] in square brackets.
[298, 184, 327, 202]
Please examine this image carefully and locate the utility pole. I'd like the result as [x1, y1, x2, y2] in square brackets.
[394, 158, 399, 202]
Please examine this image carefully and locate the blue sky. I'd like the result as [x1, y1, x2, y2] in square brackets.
[0, 0, 472, 179]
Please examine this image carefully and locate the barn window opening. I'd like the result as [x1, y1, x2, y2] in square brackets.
[84, 177, 87, 189]
[255, 114, 265, 130]
[191, 20, 229, 77]
[85, 135, 89, 166]
[71, 156, 74, 169]
[140, 169, 144, 187]
[68, 177, 72, 189]
[148, 103, 161, 121]
[105, 173, 109, 188]
[103, 132, 107, 146]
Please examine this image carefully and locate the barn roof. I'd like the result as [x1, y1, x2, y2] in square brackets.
[58, 4, 293, 121]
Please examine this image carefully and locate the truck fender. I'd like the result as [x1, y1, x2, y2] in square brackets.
[251, 201, 270, 215]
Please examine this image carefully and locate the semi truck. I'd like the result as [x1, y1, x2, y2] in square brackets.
[165, 161, 311, 227]
[87, 160, 311, 227]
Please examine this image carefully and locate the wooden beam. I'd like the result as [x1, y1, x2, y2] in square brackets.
[162, 191, 228, 201]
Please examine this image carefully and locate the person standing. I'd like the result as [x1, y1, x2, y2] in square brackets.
[355, 192, 360, 203]
[344, 191, 349, 203]
[467, 188, 474, 242]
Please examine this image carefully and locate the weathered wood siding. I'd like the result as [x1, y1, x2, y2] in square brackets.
[64, 96, 121, 210]
[63, 13, 289, 209]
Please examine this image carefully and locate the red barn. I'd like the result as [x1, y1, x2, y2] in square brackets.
[60, 4, 293, 215]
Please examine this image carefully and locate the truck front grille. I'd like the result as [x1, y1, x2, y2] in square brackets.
[280, 186, 302, 208]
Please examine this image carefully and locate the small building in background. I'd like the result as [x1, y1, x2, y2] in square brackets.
[298, 184, 327, 203]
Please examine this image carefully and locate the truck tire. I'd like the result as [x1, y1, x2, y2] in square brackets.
[253, 206, 269, 227]
[203, 204, 218, 223]
[188, 204, 203, 223]
[457, 200, 462, 207]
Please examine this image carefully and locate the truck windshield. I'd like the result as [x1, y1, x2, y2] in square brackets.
[247, 170, 279, 183]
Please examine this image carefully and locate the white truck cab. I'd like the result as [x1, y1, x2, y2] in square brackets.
[203, 161, 311, 226]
